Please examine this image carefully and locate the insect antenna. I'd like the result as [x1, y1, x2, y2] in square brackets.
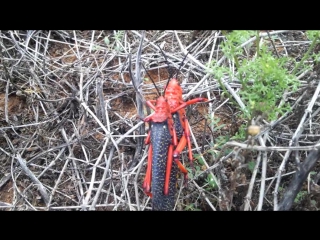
[141, 63, 161, 97]
[157, 45, 174, 78]
[157, 44, 192, 93]
[157, 45, 174, 94]
[173, 50, 192, 80]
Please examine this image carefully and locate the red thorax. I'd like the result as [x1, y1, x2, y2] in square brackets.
[164, 78, 183, 109]
[150, 96, 172, 122]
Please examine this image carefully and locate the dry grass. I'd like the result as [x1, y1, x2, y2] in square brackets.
[0, 30, 320, 211]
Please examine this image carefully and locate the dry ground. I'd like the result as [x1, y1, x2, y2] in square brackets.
[1, 30, 320, 211]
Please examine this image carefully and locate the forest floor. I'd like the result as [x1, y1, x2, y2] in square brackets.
[1, 30, 320, 211]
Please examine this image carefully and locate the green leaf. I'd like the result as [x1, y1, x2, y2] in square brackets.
[206, 173, 218, 189]
[306, 30, 320, 41]
[248, 161, 256, 173]
[213, 124, 226, 131]
[294, 191, 307, 204]
[104, 37, 110, 45]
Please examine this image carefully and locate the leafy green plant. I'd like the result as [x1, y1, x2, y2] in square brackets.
[292, 30, 320, 75]
[208, 30, 301, 140]
[185, 203, 201, 211]
[294, 191, 308, 204]
[193, 153, 205, 165]
[113, 30, 124, 42]
[187, 165, 202, 179]
[231, 124, 247, 140]
[220, 30, 255, 67]
[205, 173, 218, 190]
[104, 36, 110, 45]
[190, 154, 218, 190]
[237, 45, 299, 121]
[248, 161, 256, 173]
[103, 31, 125, 53]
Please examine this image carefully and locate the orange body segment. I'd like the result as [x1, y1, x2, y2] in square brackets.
[164, 144, 173, 195]
[143, 144, 153, 194]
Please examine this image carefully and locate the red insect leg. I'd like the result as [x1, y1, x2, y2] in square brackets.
[172, 98, 208, 113]
[143, 144, 153, 197]
[172, 135, 189, 181]
[172, 97, 207, 164]
[144, 131, 151, 145]
[184, 119, 193, 162]
[145, 100, 157, 111]
[167, 113, 178, 147]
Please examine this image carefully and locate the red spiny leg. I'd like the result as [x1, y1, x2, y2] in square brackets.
[164, 144, 173, 195]
[172, 98, 208, 113]
[168, 117, 178, 147]
[145, 131, 151, 145]
[173, 117, 193, 163]
[174, 158, 188, 181]
[172, 119, 194, 181]
[143, 145, 153, 197]
[172, 129, 178, 147]
[172, 137, 189, 181]
[145, 100, 157, 111]
[173, 135, 186, 161]
[184, 119, 193, 162]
